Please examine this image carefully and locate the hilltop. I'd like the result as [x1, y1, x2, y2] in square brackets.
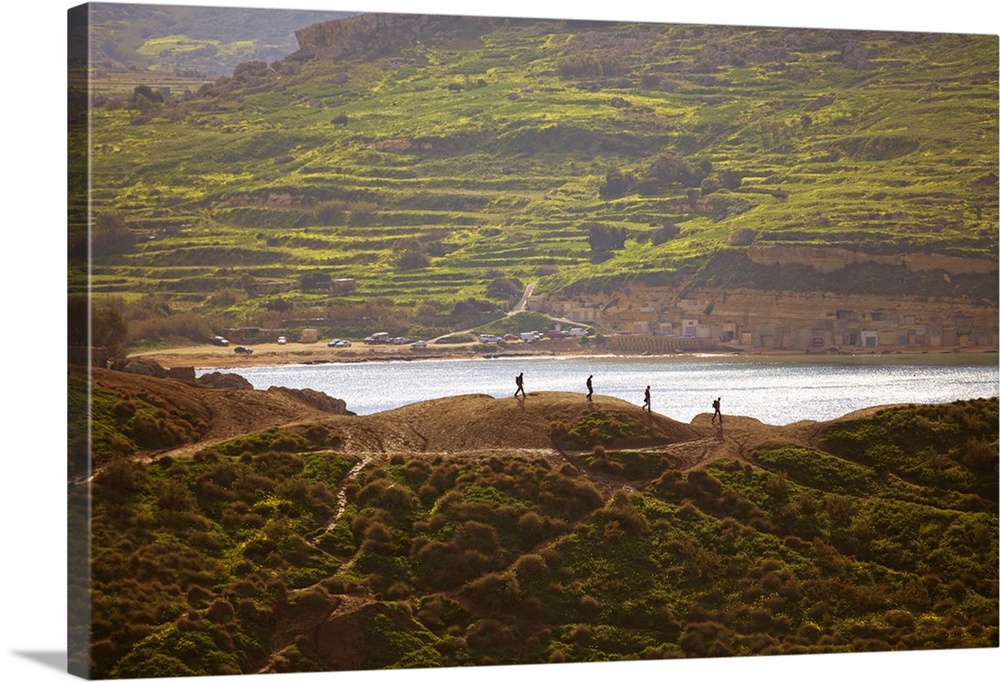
[73, 365, 703, 466]
[70, 363, 907, 467]
[70, 11, 998, 356]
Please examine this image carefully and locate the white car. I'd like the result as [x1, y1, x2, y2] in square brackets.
[327, 339, 351, 347]
[411, 340, 427, 348]
[478, 334, 502, 343]
[277, 336, 287, 345]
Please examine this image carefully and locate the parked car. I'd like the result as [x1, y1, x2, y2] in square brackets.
[503, 334, 520, 342]
[211, 335, 229, 346]
[520, 332, 541, 342]
[390, 337, 412, 345]
[364, 332, 390, 345]
[234, 346, 253, 355]
[411, 340, 427, 349]
[478, 334, 502, 343]
[277, 336, 287, 345]
[327, 339, 351, 347]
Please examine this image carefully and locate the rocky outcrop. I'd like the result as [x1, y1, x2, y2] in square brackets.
[267, 386, 351, 414]
[120, 357, 167, 378]
[293, 13, 498, 60]
[166, 366, 196, 383]
[745, 244, 998, 276]
[197, 371, 254, 390]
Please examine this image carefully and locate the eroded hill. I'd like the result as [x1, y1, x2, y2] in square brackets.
[70, 367, 998, 676]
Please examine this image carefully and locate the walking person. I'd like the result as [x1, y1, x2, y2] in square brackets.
[712, 396, 723, 424]
[643, 385, 651, 412]
[586, 375, 593, 402]
[514, 372, 525, 398]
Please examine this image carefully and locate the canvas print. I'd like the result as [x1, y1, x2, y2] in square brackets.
[67, 2, 999, 679]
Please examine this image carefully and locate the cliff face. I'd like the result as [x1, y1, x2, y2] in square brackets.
[294, 13, 502, 58]
[746, 244, 998, 276]
[532, 284, 999, 351]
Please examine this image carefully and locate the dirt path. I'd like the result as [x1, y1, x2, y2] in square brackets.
[310, 455, 371, 547]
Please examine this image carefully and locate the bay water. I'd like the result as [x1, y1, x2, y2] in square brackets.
[199, 353, 999, 426]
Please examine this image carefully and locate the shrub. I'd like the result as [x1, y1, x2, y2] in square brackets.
[186, 585, 213, 608]
[254, 451, 305, 478]
[579, 595, 600, 620]
[398, 247, 430, 270]
[206, 599, 235, 623]
[603, 520, 625, 543]
[466, 617, 515, 651]
[459, 573, 521, 615]
[679, 621, 734, 657]
[453, 521, 501, 555]
[570, 624, 593, 646]
[963, 437, 998, 472]
[513, 554, 549, 584]
[599, 491, 650, 536]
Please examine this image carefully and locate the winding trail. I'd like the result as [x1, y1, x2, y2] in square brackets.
[310, 455, 371, 547]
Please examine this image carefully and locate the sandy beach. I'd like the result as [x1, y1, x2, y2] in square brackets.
[128, 338, 997, 371]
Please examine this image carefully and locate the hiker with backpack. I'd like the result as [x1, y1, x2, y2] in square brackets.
[514, 372, 526, 398]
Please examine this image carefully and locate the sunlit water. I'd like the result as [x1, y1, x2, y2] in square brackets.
[198, 354, 999, 425]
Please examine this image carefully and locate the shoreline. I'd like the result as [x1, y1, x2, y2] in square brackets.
[129, 340, 999, 372]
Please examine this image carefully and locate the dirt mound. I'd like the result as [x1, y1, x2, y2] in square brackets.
[314, 391, 703, 454]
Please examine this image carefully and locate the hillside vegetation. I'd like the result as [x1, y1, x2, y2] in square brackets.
[69, 367, 998, 675]
[69, 12, 999, 348]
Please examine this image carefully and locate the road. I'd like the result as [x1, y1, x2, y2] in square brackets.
[508, 280, 537, 315]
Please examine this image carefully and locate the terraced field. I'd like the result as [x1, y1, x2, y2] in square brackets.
[70, 13, 998, 346]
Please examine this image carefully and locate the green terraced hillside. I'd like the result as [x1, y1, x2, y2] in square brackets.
[69, 10, 998, 348]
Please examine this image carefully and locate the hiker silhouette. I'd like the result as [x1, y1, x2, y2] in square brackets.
[643, 385, 651, 412]
[586, 375, 593, 401]
[514, 372, 525, 398]
[712, 396, 723, 424]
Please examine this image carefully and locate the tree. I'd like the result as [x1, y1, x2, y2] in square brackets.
[68, 293, 128, 357]
[300, 271, 332, 292]
[719, 170, 742, 190]
[652, 222, 681, 245]
[486, 276, 523, 302]
[91, 212, 137, 260]
[586, 223, 627, 254]
[646, 152, 703, 188]
[397, 239, 429, 270]
[599, 169, 634, 199]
